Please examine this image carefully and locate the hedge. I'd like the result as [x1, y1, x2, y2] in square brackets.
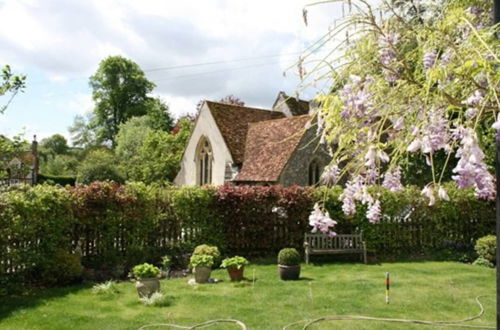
[0, 182, 495, 291]
[38, 173, 76, 186]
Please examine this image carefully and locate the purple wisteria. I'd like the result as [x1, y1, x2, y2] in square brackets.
[382, 166, 403, 192]
[321, 163, 340, 186]
[423, 50, 438, 70]
[309, 203, 337, 237]
[339, 75, 375, 118]
[452, 128, 495, 200]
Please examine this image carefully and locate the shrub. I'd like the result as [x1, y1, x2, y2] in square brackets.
[221, 256, 249, 270]
[161, 256, 172, 270]
[189, 254, 214, 269]
[193, 244, 221, 264]
[91, 281, 120, 295]
[472, 257, 494, 268]
[132, 263, 160, 279]
[278, 248, 301, 266]
[140, 291, 171, 307]
[40, 250, 83, 286]
[38, 174, 76, 186]
[475, 235, 496, 264]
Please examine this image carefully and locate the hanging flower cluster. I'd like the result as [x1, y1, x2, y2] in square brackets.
[308, 203, 337, 237]
[300, 0, 498, 234]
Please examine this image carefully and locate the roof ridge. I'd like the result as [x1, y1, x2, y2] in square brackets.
[205, 100, 272, 112]
[247, 114, 311, 126]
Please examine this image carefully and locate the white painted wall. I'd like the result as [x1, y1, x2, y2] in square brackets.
[174, 102, 234, 186]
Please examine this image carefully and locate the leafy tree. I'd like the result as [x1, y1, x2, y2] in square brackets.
[134, 118, 193, 183]
[114, 116, 154, 179]
[144, 97, 175, 132]
[68, 113, 98, 148]
[40, 154, 79, 176]
[219, 95, 245, 106]
[90, 56, 155, 146]
[0, 65, 26, 114]
[40, 134, 69, 155]
[76, 149, 124, 184]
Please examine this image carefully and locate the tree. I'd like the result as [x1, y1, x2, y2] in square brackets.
[144, 97, 175, 132]
[301, 0, 499, 233]
[40, 134, 69, 155]
[135, 118, 193, 183]
[219, 95, 245, 106]
[1, 65, 26, 113]
[76, 149, 124, 184]
[89, 56, 155, 146]
[114, 116, 154, 180]
[68, 113, 98, 148]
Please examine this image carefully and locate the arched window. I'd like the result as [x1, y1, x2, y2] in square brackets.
[308, 159, 321, 186]
[196, 137, 213, 185]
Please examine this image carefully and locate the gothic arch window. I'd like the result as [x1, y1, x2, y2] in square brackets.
[308, 159, 321, 186]
[196, 137, 213, 185]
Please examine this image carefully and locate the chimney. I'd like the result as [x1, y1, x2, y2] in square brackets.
[31, 135, 38, 184]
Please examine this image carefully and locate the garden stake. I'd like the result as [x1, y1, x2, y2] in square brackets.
[385, 272, 390, 304]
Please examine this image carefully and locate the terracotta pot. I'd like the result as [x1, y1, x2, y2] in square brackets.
[135, 278, 160, 298]
[278, 264, 301, 281]
[227, 267, 244, 281]
[193, 266, 212, 283]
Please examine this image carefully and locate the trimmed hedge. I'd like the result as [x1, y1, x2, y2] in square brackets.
[38, 173, 76, 186]
[0, 182, 495, 291]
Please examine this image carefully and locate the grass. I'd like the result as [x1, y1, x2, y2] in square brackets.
[0, 261, 495, 330]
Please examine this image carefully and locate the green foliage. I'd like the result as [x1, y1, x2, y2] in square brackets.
[40, 154, 79, 177]
[40, 249, 83, 286]
[40, 134, 69, 155]
[193, 245, 221, 264]
[221, 256, 249, 270]
[278, 248, 301, 266]
[76, 149, 124, 184]
[68, 113, 98, 148]
[38, 174, 76, 186]
[144, 97, 174, 132]
[189, 254, 214, 269]
[135, 119, 192, 183]
[161, 256, 171, 270]
[132, 263, 160, 279]
[0, 64, 26, 114]
[472, 257, 494, 268]
[90, 56, 156, 145]
[475, 235, 496, 264]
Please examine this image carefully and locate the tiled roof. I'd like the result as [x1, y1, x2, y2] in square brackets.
[284, 96, 310, 116]
[206, 101, 284, 164]
[234, 115, 311, 182]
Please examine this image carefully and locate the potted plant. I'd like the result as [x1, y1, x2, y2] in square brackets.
[221, 256, 249, 281]
[189, 254, 214, 283]
[192, 244, 221, 268]
[132, 263, 161, 298]
[277, 248, 301, 280]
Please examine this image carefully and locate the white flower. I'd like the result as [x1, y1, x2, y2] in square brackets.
[421, 185, 436, 206]
[438, 186, 450, 201]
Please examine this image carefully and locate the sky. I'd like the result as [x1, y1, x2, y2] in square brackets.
[0, 0, 345, 143]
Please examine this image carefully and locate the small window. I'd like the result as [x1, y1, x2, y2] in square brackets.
[308, 160, 321, 186]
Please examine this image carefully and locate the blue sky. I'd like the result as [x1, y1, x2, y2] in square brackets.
[0, 0, 344, 144]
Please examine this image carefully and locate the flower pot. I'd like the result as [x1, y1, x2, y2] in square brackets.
[227, 267, 244, 281]
[135, 278, 160, 298]
[193, 266, 212, 283]
[278, 264, 301, 281]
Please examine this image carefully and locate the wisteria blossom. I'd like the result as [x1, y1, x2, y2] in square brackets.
[366, 199, 381, 223]
[320, 163, 340, 186]
[421, 185, 436, 206]
[382, 167, 403, 192]
[423, 50, 438, 70]
[309, 203, 337, 237]
[452, 128, 495, 200]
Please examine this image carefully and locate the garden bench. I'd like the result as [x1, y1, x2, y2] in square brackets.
[304, 233, 367, 264]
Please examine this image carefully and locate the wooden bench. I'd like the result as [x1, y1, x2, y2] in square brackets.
[304, 233, 367, 264]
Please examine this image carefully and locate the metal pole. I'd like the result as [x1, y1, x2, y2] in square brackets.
[495, 1, 500, 328]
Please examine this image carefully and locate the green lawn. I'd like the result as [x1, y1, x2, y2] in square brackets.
[0, 262, 495, 330]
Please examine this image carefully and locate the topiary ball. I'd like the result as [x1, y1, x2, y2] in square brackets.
[278, 248, 301, 266]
